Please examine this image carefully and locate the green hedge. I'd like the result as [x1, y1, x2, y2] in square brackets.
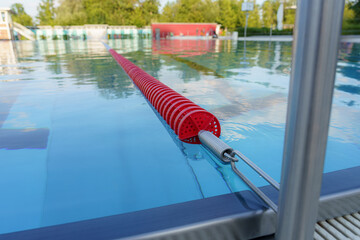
[235, 25, 360, 36]
[236, 27, 293, 37]
[342, 24, 360, 35]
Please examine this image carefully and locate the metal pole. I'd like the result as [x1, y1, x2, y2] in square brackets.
[243, 35, 246, 60]
[276, 0, 344, 239]
[244, 12, 249, 38]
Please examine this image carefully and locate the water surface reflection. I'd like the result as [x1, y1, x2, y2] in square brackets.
[0, 39, 359, 234]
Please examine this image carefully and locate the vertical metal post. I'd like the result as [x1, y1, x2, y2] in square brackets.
[243, 38, 246, 61]
[276, 0, 344, 239]
[277, 1, 284, 31]
[244, 12, 249, 38]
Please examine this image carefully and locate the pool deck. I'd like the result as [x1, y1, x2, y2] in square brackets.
[237, 35, 360, 43]
[1, 165, 359, 240]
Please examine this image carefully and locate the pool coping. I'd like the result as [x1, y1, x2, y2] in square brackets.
[0, 166, 359, 240]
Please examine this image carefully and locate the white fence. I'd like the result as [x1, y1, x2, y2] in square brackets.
[35, 25, 152, 40]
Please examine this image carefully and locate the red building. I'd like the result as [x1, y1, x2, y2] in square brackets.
[151, 23, 220, 38]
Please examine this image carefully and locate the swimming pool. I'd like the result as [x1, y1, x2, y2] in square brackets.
[0, 39, 359, 236]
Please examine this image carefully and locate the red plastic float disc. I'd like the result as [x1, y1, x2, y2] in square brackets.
[141, 81, 158, 94]
[148, 87, 169, 104]
[150, 87, 170, 102]
[164, 99, 192, 124]
[159, 94, 183, 116]
[153, 90, 174, 109]
[177, 109, 209, 140]
[128, 68, 139, 75]
[131, 71, 144, 81]
[137, 77, 150, 90]
[153, 91, 177, 110]
[144, 85, 161, 100]
[146, 85, 165, 102]
[141, 79, 159, 89]
[107, 47, 222, 144]
[173, 106, 204, 134]
[170, 104, 202, 130]
[177, 110, 221, 143]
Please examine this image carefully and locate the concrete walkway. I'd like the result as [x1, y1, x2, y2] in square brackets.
[238, 35, 360, 43]
[341, 35, 360, 43]
[238, 35, 293, 42]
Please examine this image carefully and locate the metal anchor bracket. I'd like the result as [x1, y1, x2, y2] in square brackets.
[198, 130, 279, 213]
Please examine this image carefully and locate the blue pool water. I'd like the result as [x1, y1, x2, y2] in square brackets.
[0, 39, 359, 234]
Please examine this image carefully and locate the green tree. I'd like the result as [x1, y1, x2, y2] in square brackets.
[283, 0, 296, 25]
[132, 7, 147, 27]
[343, 0, 355, 27]
[11, 3, 34, 26]
[160, 2, 176, 22]
[248, 3, 261, 28]
[261, 0, 279, 28]
[284, 10, 295, 25]
[158, 0, 260, 30]
[55, 0, 87, 25]
[235, 0, 246, 27]
[173, 0, 207, 23]
[37, 0, 56, 25]
[82, 0, 108, 24]
[132, 0, 160, 27]
[238, 0, 261, 28]
[202, 0, 219, 22]
[351, 0, 360, 20]
[112, 0, 137, 25]
[217, 0, 237, 30]
[159, 0, 219, 23]
[141, 0, 160, 24]
[60, 0, 160, 26]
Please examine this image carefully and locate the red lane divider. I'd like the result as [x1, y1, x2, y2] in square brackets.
[108, 48, 221, 144]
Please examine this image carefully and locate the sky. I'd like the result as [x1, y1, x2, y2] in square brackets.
[0, 0, 266, 18]
[1, 0, 40, 17]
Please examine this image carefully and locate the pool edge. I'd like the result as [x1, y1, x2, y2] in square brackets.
[1, 166, 359, 240]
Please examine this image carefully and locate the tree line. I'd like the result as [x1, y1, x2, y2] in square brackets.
[10, 0, 359, 31]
